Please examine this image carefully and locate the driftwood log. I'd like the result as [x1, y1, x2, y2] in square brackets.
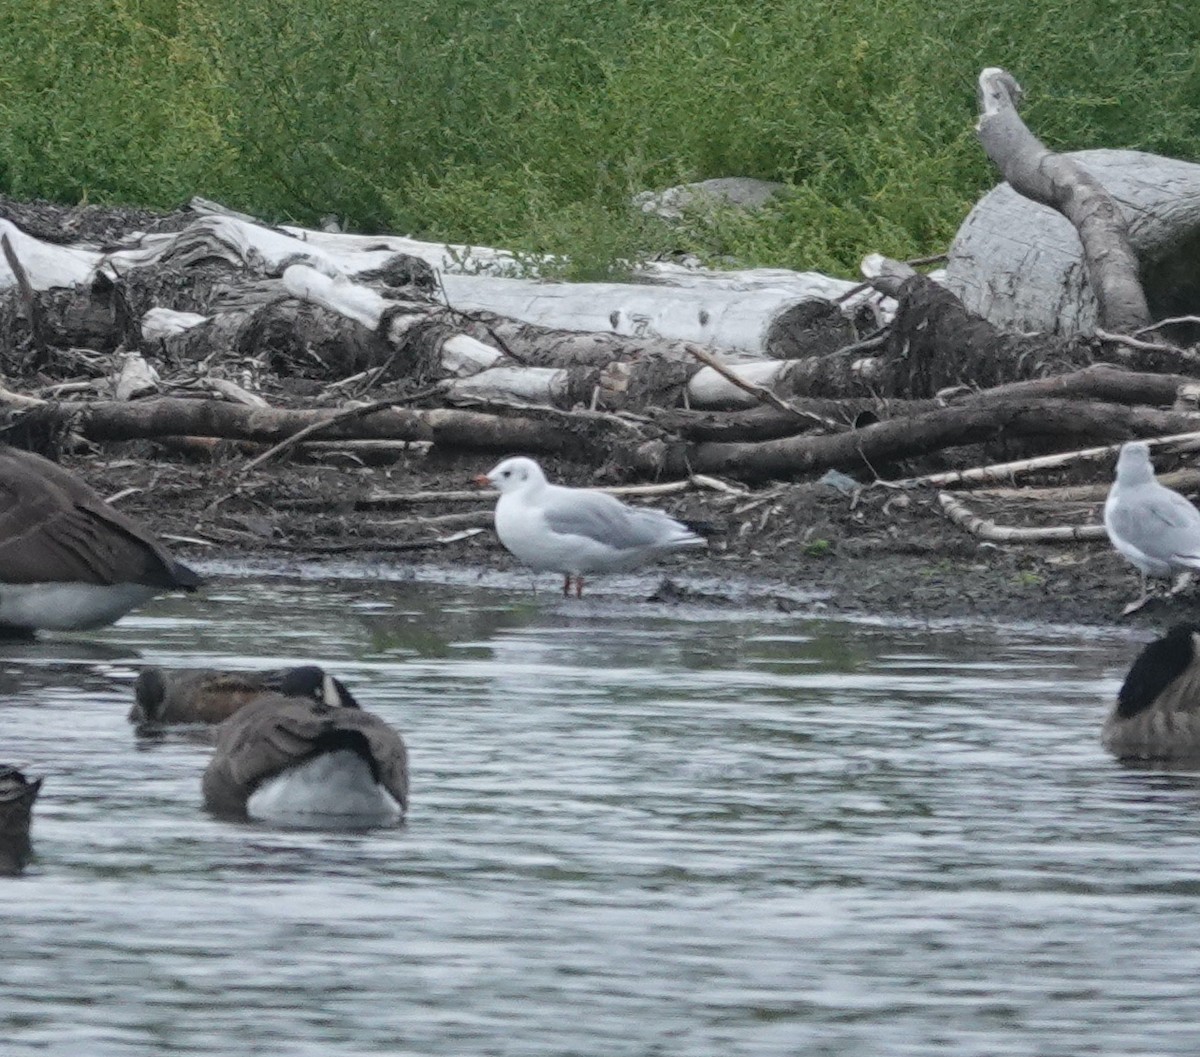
[947, 70, 1200, 339]
[0, 67, 1199, 499]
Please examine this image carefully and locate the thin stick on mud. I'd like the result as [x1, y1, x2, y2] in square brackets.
[271, 475, 749, 512]
[970, 467, 1200, 502]
[238, 385, 448, 473]
[937, 492, 1108, 542]
[897, 430, 1200, 488]
[1094, 327, 1199, 358]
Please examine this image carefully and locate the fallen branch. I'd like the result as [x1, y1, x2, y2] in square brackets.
[974, 67, 1150, 332]
[1, 395, 647, 462]
[0, 233, 45, 365]
[680, 342, 842, 430]
[1095, 327, 1197, 359]
[239, 397, 419, 472]
[970, 467, 1200, 502]
[671, 399, 1200, 482]
[270, 474, 749, 511]
[896, 429, 1200, 488]
[937, 491, 1108, 542]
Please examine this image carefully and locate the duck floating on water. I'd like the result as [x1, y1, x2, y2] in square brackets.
[130, 665, 357, 726]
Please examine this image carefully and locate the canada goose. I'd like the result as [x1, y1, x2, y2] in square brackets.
[130, 664, 357, 726]
[474, 456, 708, 597]
[202, 692, 408, 827]
[1104, 441, 1200, 614]
[0, 764, 41, 837]
[0, 446, 201, 633]
[1103, 624, 1200, 761]
[0, 765, 41, 875]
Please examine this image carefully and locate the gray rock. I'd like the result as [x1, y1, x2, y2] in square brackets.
[633, 178, 787, 221]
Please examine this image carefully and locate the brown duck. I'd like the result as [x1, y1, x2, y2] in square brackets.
[130, 665, 357, 726]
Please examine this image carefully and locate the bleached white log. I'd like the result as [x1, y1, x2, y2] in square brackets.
[0, 219, 99, 290]
[441, 334, 505, 376]
[274, 228, 872, 352]
[112, 352, 159, 401]
[282, 264, 388, 329]
[141, 307, 208, 340]
[281, 262, 881, 409]
[444, 355, 812, 412]
[684, 361, 794, 408]
[278, 219, 880, 311]
[446, 366, 570, 403]
[436, 272, 831, 355]
[946, 148, 1200, 336]
[446, 361, 818, 411]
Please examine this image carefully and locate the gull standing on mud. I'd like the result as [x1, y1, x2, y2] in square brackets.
[1104, 440, 1200, 615]
[475, 456, 708, 597]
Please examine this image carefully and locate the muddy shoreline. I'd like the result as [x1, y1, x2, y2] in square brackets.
[76, 446, 1199, 633]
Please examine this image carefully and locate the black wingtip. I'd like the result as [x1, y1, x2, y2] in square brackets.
[1116, 624, 1200, 719]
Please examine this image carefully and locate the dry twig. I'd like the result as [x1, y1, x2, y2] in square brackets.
[937, 492, 1108, 542]
[895, 430, 1200, 489]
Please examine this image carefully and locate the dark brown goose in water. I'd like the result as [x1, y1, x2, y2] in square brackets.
[0, 446, 200, 634]
[0, 765, 42, 875]
[1104, 624, 1200, 762]
[130, 665, 357, 726]
[202, 691, 408, 827]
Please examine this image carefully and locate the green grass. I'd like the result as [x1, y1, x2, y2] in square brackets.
[2, 0, 1197, 278]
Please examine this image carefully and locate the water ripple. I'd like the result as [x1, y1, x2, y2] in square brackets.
[0, 577, 1187, 1056]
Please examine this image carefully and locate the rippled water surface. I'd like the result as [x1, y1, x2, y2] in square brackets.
[1, 568, 1195, 1055]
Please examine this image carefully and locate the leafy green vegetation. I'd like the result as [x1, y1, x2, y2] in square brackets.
[803, 537, 832, 558]
[2, 0, 1197, 278]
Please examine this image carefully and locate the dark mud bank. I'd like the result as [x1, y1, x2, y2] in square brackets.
[79, 449, 1198, 632]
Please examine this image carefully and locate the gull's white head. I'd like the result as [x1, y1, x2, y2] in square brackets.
[479, 456, 547, 494]
[1114, 441, 1156, 486]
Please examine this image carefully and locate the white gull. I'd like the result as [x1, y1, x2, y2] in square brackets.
[1104, 440, 1200, 614]
[475, 456, 707, 597]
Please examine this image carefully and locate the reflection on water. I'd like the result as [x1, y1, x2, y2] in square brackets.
[0, 570, 1193, 1056]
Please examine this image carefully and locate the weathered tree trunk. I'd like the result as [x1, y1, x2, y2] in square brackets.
[947, 74, 1200, 338]
[660, 398, 1200, 482]
[973, 67, 1150, 334]
[0, 396, 654, 462]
